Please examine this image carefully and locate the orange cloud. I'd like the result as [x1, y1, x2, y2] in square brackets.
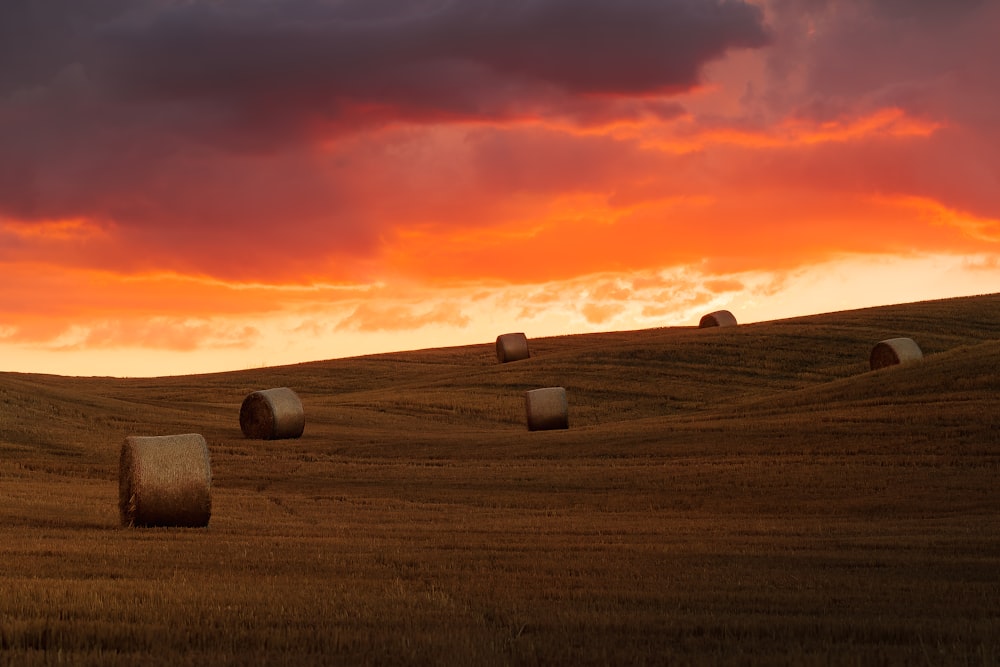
[580, 302, 626, 325]
[335, 301, 471, 333]
[0, 260, 378, 347]
[878, 195, 1000, 243]
[378, 178, 992, 285]
[1, 217, 110, 241]
[704, 279, 745, 294]
[686, 107, 942, 150]
[44, 319, 261, 353]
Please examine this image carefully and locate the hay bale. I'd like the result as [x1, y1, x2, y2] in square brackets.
[119, 433, 212, 528]
[699, 310, 738, 328]
[525, 387, 568, 431]
[239, 387, 305, 440]
[870, 337, 923, 370]
[496, 332, 530, 363]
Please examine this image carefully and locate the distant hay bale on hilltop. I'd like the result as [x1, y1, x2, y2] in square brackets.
[699, 310, 738, 328]
[525, 387, 568, 431]
[119, 433, 212, 528]
[496, 332, 530, 363]
[870, 337, 923, 370]
[240, 387, 305, 440]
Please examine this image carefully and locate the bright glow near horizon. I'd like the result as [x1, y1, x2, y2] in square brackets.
[2, 253, 997, 378]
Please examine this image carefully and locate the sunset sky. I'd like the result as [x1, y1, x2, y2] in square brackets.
[2, 0, 999, 377]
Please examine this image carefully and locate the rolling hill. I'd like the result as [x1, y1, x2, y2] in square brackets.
[1, 293, 998, 665]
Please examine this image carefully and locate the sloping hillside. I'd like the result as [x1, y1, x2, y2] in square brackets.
[3, 291, 999, 464]
[0, 293, 998, 665]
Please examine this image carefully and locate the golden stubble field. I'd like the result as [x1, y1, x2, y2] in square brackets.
[1, 294, 999, 665]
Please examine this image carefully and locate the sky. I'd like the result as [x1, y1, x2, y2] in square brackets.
[2, 0, 999, 377]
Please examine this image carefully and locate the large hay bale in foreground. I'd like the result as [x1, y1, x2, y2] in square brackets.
[119, 434, 212, 528]
[699, 310, 738, 328]
[240, 387, 305, 440]
[525, 387, 568, 431]
[496, 332, 530, 363]
[870, 337, 923, 370]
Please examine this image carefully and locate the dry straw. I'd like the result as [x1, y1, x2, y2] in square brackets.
[870, 337, 923, 370]
[525, 387, 569, 431]
[240, 387, 305, 440]
[119, 433, 212, 528]
[699, 310, 738, 328]
[496, 332, 531, 363]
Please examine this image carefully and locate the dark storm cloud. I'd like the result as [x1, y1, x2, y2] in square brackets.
[762, 0, 994, 118]
[0, 0, 769, 269]
[864, 0, 985, 23]
[754, 0, 1000, 220]
[3, 0, 771, 135]
[92, 0, 769, 112]
[0, 1, 127, 95]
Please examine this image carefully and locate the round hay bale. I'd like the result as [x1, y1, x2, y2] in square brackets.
[525, 387, 568, 431]
[119, 433, 212, 528]
[240, 387, 305, 440]
[870, 337, 923, 370]
[699, 310, 738, 328]
[496, 332, 530, 363]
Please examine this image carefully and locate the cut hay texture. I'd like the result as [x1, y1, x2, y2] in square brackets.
[699, 310, 738, 328]
[239, 387, 305, 440]
[119, 433, 212, 528]
[496, 332, 531, 363]
[525, 387, 569, 431]
[870, 337, 923, 370]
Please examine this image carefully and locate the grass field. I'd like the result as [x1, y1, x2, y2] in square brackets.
[1, 293, 999, 665]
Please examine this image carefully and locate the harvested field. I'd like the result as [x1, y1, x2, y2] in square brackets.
[1, 293, 999, 665]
